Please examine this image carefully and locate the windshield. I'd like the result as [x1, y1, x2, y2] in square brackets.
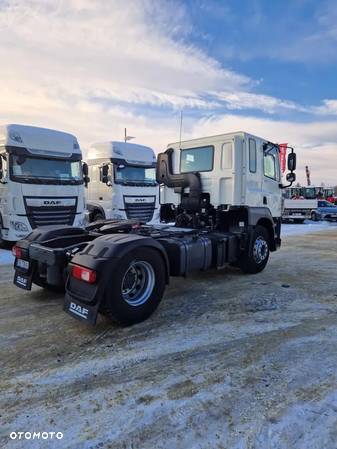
[10, 155, 83, 185]
[114, 165, 157, 186]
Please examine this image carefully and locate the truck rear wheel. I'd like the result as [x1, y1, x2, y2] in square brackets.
[100, 247, 166, 325]
[239, 225, 270, 274]
[92, 211, 104, 222]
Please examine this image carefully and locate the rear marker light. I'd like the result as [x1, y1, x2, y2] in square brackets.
[12, 245, 22, 258]
[71, 265, 97, 284]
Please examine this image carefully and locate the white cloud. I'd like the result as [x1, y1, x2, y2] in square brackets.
[0, 0, 315, 118]
[312, 99, 337, 115]
[0, 0, 336, 186]
[213, 91, 306, 114]
[0, 0, 250, 111]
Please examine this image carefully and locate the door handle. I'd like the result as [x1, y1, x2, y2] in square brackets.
[263, 196, 267, 205]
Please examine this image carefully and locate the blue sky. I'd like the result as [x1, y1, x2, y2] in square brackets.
[181, 0, 337, 115]
[0, 0, 336, 184]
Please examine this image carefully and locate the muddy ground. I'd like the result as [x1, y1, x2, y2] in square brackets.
[1, 228, 337, 449]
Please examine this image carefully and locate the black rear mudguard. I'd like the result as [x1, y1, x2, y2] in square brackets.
[13, 226, 90, 290]
[64, 233, 169, 325]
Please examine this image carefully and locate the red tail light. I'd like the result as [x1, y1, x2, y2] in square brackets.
[12, 245, 22, 258]
[71, 264, 97, 284]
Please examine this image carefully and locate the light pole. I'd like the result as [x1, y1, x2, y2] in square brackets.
[124, 128, 135, 143]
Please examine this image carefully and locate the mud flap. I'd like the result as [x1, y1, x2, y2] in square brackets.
[13, 260, 37, 291]
[63, 294, 100, 325]
[63, 272, 106, 325]
[14, 271, 33, 290]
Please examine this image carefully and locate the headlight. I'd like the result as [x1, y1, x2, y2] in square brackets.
[10, 221, 29, 232]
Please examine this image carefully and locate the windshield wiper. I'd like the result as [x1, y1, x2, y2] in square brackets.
[18, 177, 44, 184]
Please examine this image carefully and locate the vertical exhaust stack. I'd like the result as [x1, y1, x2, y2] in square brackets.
[156, 148, 202, 211]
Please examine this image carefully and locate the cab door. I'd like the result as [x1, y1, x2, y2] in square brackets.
[261, 145, 281, 217]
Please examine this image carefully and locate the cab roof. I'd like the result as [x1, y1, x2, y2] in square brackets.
[168, 131, 270, 148]
[0, 124, 81, 157]
[87, 141, 156, 165]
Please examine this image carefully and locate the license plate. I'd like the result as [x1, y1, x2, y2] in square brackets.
[292, 213, 303, 216]
[14, 272, 32, 290]
[16, 259, 30, 270]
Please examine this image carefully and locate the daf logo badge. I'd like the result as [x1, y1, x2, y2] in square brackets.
[43, 200, 61, 205]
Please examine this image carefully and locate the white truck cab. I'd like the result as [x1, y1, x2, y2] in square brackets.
[0, 124, 86, 243]
[160, 131, 288, 223]
[86, 141, 159, 223]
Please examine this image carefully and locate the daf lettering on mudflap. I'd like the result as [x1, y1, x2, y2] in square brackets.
[69, 302, 89, 319]
[13, 131, 297, 327]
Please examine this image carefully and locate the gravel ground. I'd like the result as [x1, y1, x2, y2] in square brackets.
[1, 227, 337, 449]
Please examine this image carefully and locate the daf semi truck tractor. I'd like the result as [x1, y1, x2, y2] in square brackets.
[85, 141, 159, 224]
[12, 132, 296, 326]
[0, 124, 87, 244]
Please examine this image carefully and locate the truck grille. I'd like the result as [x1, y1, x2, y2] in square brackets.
[24, 196, 78, 229]
[26, 206, 77, 228]
[125, 202, 155, 222]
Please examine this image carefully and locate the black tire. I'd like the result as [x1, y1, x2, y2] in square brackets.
[311, 212, 319, 221]
[92, 212, 104, 222]
[239, 225, 270, 274]
[100, 247, 166, 326]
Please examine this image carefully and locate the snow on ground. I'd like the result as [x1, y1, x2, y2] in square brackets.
[2, 229, 337, 448]
[0, 249, 14, 266]
[281, 220, 337, 237]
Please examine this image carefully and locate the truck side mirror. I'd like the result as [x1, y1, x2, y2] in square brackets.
[286, 172, 296, 183]
[82, 162, 90, 188]
[280, 147, 297, 188]
[287, 152, 296, 172]
[82, 162, 88, 176]
[100, 164, 110, 184]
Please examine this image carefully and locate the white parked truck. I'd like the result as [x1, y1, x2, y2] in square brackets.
[12, 132, 296, 326]
[282, 199, 318, 223]
[0, 124, 87, 243]
[86, 141, 159, 223]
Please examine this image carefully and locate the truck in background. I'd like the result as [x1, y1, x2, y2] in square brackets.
[12, 132, 296, 325]
[85, 141, 159, 224]
[0, 124, 87, 244]
[282, 198, 317, 223]
[282, 185, 336, 223]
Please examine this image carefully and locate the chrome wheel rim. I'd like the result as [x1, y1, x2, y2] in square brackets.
[253, 237, 268, 264]
[121, 261, 155, 306]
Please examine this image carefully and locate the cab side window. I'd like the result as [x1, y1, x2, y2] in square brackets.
[249, 138, 257, 173]
[263, 147, 280, 181]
